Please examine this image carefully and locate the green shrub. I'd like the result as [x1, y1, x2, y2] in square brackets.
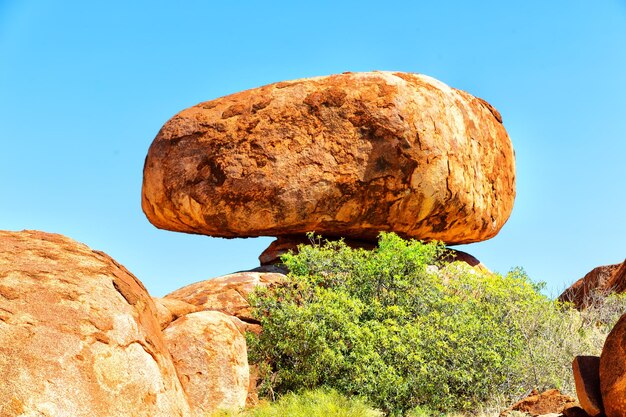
[211, 388, 382, 417]
[247, 232, 625, 416]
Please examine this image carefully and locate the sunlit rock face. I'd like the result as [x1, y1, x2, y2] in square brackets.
[163, 311, 249, 416]
[0, 230, 191, 417]
[142, 71, 515, 244]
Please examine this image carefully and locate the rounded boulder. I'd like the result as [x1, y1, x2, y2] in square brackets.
[142, 71, 515, 244]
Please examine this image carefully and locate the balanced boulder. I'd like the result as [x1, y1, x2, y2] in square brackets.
[142, 71, 515, 245]
[0, 230, 190, 417]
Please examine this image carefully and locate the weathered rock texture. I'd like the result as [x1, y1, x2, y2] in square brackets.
[165, 271, 285, 323]
[559, 260, 626, 309]
[600, 313, 626, 417]
[572, 356, 603, 417]
[153, 297, 200, 330]
[142, 71, 515, 245]
[0, 230, 190, 417]
[500, 389, 577, 417]
[163, 311, 249, 415]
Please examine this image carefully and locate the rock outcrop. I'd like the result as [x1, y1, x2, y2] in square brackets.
[600, 314, 626, 417]
[163, 311, 249, 415]
[165, 271, 285, 323]
[0, 230, 190, 417]
[559, 260, 626, 309]
[142, 71, 515, 245]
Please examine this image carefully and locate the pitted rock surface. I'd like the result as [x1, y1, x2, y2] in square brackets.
[0, 230, 190, 417]
[142, 71, 515, 244]
[163, 311, 249, 415]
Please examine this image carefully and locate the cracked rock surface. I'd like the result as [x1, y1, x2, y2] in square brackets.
[0, 230, 190, 417]
[142, 71, 515, 244]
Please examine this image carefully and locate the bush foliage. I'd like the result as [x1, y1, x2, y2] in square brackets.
[211, 388, 382, 417]
[247, 233, 626, 416]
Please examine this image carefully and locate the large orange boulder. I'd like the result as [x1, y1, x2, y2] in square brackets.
[165, 271, 285, 323]
[163, 311, 249, 415]
[0, 230, 190, 417]
[600, 313, 626, 417]
[142, 71, 515, 245]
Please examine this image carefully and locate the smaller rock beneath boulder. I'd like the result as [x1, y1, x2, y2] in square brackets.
[259, 235, 376, 265]
[572, 356, 603, 417]
[163, 311, 249, 416]
[258, 234, 489, 272]
[500, 389, 577, 417]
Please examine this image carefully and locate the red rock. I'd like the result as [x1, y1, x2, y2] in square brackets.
[142, 71, 515, 245]
[500, 389, 577, 416]
[0, 230, 190, 417]
[572, 356, 603, 416]
[559, 261, 626, 309]
[163, 311, 249, 415]
[600, 313, 626, 417]
[165, 272, 285, 322]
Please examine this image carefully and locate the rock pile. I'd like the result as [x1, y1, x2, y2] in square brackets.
[2, 72, 516, 416]
[0, 230, 284, 416]
[142, 71, 516, 260]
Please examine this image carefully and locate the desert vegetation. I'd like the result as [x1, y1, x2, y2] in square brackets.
[243, 233, 626, 416]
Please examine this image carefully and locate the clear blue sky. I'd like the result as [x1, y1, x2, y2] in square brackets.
[2, 1, 625, 297]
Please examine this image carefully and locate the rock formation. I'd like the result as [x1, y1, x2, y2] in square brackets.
[0, 230, 190, 417]
[572, 356, 603, 417]
[559, 260, 626, 309]
[142, 71, 515, 246]
[165, 271, 285, 324]
[600, 314, 626, 417]
[163, 311, 249, 415]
